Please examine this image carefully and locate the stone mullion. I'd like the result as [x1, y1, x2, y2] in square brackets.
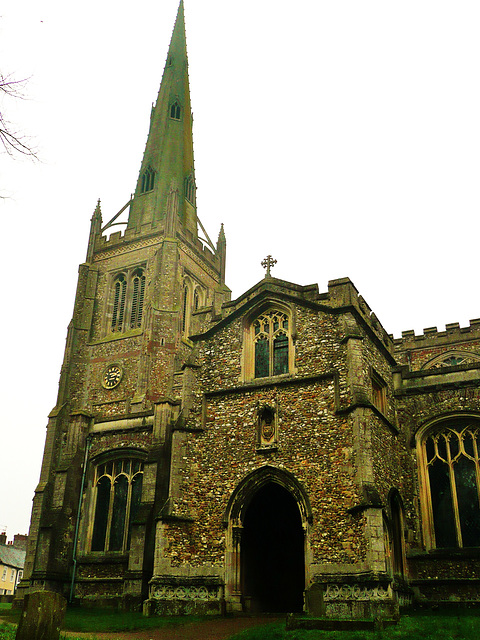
[472, 432, 480, 512]
[445, 435, 463, 547]
[422, 443, 437, 550]
[122, 471, 134, 551]
[105, 476, 116, 552]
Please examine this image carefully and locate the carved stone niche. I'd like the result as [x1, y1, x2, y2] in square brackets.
[256, 403, 278, 451]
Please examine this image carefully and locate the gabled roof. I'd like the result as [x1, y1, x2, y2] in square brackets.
[0, 544, 26, 570]
[191, 276, 328, 341]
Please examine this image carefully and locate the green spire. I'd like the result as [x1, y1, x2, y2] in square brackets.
[127, 0, 197, 236]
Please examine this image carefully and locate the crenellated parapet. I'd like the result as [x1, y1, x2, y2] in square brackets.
[92, 220, 223, 274]
[394, 318, 480, 348]
[327, 278, 394, 354]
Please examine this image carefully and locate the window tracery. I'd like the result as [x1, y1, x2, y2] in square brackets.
[422, 351, 480, 370]
[170, 101, 181, 120]
[91, 457, 144, 553]
[140, 166, 155, 193]
[253, 310, 290, 378]
[421, 421, 480, 548]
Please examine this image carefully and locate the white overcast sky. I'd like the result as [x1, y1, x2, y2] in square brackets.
[1, 0, 480, 538]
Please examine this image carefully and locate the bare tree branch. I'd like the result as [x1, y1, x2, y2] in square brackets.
[0, 72, 38, 159]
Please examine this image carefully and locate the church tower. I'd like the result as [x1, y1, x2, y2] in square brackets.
[18, 1, 229, 608]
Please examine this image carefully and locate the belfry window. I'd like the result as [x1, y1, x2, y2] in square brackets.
[422, 422, 480, 548]
[109, 267, 146, 334]
[170, 101, 181, 120]
[91, 457, 144, 553]
[140, 166, 155, 193]
[111, 274, 127, 332]
[130, 269, 146, 329]
[253, 310, 290, 378]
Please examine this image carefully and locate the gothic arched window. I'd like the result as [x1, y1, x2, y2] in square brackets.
[422, 351, 480, 370]
[170, 101, 181, 120]
[253, 310, 290, 378]
[182, 284, 189, 334]
[384, 492, 406, 577]
[91, 457, 144, 553]
[130, 269, 146, 329]
[109, 267, 146, 335]
[140, 166, 155, 193]
[185, 173, 196, 204]
[111, 274, 127, 332]
[421, 421, 480, 548]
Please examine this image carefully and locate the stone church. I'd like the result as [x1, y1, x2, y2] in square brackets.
[17, 1, 480, 620]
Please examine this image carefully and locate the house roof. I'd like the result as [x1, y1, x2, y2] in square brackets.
[0, 544, 26, 570]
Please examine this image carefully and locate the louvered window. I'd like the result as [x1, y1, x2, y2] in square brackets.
[109, 267, 146, 335]
[130, 270, 146, 329]
[111, 275, 127, 332]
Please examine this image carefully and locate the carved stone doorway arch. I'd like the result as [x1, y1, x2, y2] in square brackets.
[223, 466, 312, 613]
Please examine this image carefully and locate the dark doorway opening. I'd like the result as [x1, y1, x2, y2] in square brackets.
[241, 482, 305, 613]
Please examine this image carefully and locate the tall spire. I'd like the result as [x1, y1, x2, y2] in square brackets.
[127, 0, 197, 236]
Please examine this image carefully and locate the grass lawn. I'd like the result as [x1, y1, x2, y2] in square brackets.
[227, 610, 480, 640]
[1, 604, 480, 639]
[0, 603, 205, 638]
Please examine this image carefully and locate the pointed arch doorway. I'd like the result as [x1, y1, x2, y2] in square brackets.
[241, 482, 305, 612]
[224, 467, 310, 614]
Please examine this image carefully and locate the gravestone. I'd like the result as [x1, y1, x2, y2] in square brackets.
[305, 583, 325, 616]
[15, 591, 67, 640]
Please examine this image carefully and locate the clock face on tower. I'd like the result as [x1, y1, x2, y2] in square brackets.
[102, 364, 123, 389]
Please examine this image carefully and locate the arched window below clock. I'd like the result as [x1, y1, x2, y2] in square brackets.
[90, 456, 144, 553]
[418, 417, 480, 549]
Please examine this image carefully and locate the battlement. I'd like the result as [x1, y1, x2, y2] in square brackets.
[94, 220, 220, 269]
[394, 318, 480, 347]
[327, 278, 394, 351]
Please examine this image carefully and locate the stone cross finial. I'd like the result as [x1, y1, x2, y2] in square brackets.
[261, 255, 277, 277]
